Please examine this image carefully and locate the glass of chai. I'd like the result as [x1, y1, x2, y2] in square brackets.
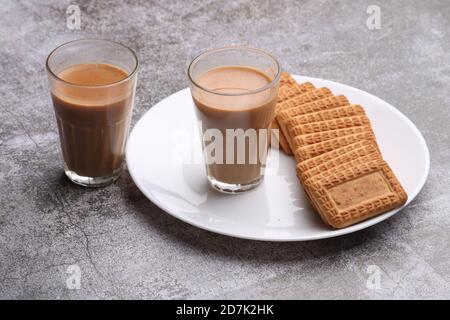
[46, 39, 139, 187]
[188, 47, 281, 193]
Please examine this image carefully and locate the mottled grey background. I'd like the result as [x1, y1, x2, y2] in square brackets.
[0, 0, 449, 299]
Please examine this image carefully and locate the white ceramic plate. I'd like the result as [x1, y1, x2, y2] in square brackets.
[126, 76, 430, 241]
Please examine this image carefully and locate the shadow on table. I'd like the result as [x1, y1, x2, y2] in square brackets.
[121, 171, 398, 264]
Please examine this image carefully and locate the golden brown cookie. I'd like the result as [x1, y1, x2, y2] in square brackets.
[303, 159, 408, 228]
[293, 130, 376, 162]
[277, 95, 350, 146]
[297, 144, 382, 182]
[291, 125, 373, 150]
[276, 88, 334, 142]
[296, 140, 378, 173]
[271, 76, 313, 154]
[277, 87, 332, 109]
[287, 105, 366, 139]
[280, 72, 297, 88]
[277, 82, 316, 103]
[289, 115, 370, 137]
[277, 95, 349, 123]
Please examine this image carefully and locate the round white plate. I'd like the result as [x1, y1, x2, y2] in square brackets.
[126, 76, 430, 241]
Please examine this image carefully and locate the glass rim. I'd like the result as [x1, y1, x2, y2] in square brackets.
[46, 38, 139, 88]
[187, 46, 281, 96]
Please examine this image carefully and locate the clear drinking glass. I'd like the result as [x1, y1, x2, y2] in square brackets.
[46, 39, 139, 187]
[188, 47, 281, 193]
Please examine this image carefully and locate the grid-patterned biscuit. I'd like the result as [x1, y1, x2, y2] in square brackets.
[297, 145, 382, 182]
[277, 95, 350, 146]
[271, 120, 292, 155]
[277, 82, 316, 103]
[297, 140, 378, 173]
[293, 131, 376, 162]
[277, 95, 350, 123]
[276, 87, 332, 147]
[277, 87, 332, 109]
[289, 115, 370, 137]
[288, 105, 365, 128]
[298, 142, 383, 218]
[303, 159, 408, 228]
[299, 153, 383, 213]
[272, 78, 314, 152]
[291, 125, 373, 149]
[280, 72, 297, 88]
[277, 88, 334, 143]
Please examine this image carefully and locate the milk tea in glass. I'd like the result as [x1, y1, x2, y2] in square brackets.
[188, 47, 280, 193]
[46, 39, 138, 187]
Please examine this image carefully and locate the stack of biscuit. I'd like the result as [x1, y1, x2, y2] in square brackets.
[272, 72, 408, 229]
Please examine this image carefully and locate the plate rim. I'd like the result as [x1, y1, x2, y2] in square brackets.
[126, 75, 430, 241]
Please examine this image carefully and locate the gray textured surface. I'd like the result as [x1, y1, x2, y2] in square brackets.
[0, 0, 449, 300]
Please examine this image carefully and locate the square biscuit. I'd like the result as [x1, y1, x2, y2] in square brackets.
[299, 149, 381, 211]
[296, 140, 379, 174]
[291, 125, 374, 149]
[293, 131, 377, 162]
[277, 95, 350, 123]
[277, 82, 316, 103]
[297, 143, 382, 182]
[276, 87, 334, 141]
[298, 143, 378, 215]
[303, 159, 408, 228]
[271, 76, 314, 153]
[277, 87, 332, 110]
[277, 95, 350, 147]
[289, 115, 370, 137]
[280, 72, 297, 88]
[288, 105, 366, 130]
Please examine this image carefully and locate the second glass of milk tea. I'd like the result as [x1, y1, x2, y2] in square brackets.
[188, 47, 280, 193]
[46, 39, 139, 187]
